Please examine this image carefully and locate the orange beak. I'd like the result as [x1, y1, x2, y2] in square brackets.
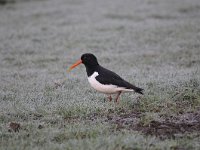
[67, 59, 82, 72]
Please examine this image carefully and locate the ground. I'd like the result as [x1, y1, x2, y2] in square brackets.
[0, 0, 200, 149]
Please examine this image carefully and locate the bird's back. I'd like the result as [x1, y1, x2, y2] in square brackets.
[94, 66, 143, 94]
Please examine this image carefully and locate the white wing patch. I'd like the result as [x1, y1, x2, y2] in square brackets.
[88, 72, 134, 94]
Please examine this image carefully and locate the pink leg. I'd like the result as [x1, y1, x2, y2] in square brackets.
[107, 95, 112, 101]
[115, 91, 122, 103]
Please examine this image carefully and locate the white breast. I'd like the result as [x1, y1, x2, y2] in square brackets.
[88, 72, 133, 94]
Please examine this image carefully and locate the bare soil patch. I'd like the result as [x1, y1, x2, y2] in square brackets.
[104, 110, 200, 139]
[9, 122, 21, 132]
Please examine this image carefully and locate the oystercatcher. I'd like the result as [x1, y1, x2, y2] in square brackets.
[68, 53, 143, 102]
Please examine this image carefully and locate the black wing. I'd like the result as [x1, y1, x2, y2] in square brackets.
[96, 66, 143, 94]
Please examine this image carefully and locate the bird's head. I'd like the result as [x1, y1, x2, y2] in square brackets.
[81, 53, 99, 66]
[68, 53, 99, 72]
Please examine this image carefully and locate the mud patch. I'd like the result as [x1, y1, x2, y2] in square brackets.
[8, 122, 21, 132]
[134, 120, 200, 139]
[105, 110, 200, 139]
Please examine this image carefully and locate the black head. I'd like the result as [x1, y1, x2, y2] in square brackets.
[81, 53, 99, 67]
[68, 53, 99, 73]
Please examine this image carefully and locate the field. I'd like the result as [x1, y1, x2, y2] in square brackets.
[0, 0, 200, 149]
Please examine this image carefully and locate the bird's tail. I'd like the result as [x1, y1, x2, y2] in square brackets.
[132, 86, 144, 95]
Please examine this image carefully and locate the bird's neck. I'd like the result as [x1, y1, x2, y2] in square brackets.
[85, 65, 99, 77]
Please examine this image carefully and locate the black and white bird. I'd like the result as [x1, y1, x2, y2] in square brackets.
[68, 53, 143, 102]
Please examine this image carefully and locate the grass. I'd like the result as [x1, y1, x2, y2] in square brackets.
[0, 0, 200, 149]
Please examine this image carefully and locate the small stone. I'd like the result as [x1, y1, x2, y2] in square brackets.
[38, 125, 44, 129]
